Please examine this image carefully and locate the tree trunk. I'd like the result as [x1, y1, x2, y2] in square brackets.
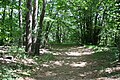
[32, 0, 38, 53]
[85, 12, 93, 44]
[18, 0, 23, 47]
[56, 25, 61, 43]
[43, 22, 53, 47]
[43, 1, 54, 47]
[93, 12, 100, 45]
[9, 0, 15, 44]
[25, 0, 33, 53]
[35, 0, 46, 54]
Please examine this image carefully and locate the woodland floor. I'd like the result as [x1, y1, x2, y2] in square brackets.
[1, 45, 120, 80]
[32, 45, 120, 80]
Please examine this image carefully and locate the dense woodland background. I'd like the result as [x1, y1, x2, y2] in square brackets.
[0, 0, 120, 79]
[0, 0, 120, 53]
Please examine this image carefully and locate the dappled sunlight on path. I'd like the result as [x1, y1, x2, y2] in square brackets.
[51, 46, 94, 56]
[33, 46, 120, 80]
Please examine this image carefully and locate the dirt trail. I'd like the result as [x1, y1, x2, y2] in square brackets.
[33, 46, 120, 80]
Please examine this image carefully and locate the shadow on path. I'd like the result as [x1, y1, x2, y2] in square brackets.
[34, 46, 120, 80]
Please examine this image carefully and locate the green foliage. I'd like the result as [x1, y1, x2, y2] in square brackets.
[0, 0, 118, 46]
[0, 46, 55, 79]
[8, 46, 26, 58]
[0, 65, 19, 80]
[85, 45, 119, 61]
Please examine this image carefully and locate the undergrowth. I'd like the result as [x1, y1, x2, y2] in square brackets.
[0, 46, 55, 80]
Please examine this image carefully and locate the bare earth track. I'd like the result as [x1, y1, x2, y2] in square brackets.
[33, 46, 120, 80]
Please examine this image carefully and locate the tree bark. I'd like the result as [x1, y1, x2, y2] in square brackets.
[35, 0, 46, 54]
[32, 0, 38, 53]
[25, 0, 33, 53]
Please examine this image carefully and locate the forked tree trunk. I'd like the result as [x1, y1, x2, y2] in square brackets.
[25, 0, 33, 53]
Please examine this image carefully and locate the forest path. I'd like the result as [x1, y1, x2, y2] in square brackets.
[33, 45, 120, 80]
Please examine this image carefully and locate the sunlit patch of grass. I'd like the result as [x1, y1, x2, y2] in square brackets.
[84, 45, 119, 61]
[86, 46, 119, 78]
[84, 45, 110, 52]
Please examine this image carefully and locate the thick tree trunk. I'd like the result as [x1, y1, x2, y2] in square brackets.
[32, 0, 38, 53]
[25, 0, 33, 53]
[35, 0, 46, 54]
